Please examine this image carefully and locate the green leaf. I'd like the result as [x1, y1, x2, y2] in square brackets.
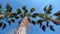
[0, 4, 1, 9]
[9, 13, 17, 18]
[50, 25, 55, 32]
[8, 20, 11, 25]
[54, 11, 60, 16]
[46, 21, 49, 27]
[49, 5, 52, 11]
[42, 25, 46, 32]
[6, 3, 12, 12]
[24, 9, 28, 16]
[20, 14, 24, 18]
[31, 20, 36, 25]
[22, 6, 26, 10]
[39, 14, 44, 18]
[44, 5, 52, 14]
[28, 18, 31, 22]
[37, 19, 43, 27]
[31, 13, 39, 18]
[0, 22, 3, 27]
[2, 23, 6, 30]
[30, 8, 35, 13]
[44, 6, 47, 12]
[17, 8, 21, 15]
[46, 5, 52, 14]
[15, 16, 19, 19]
[0, 4, 2, 14]
[55, 16, 60, 20]
[11, 19, 15, 23]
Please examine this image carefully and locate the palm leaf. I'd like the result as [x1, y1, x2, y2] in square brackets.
[31, 13, 39, 18]
[24, 9, 28, 16]
[31, 20, 36, 25]
[8, 20, 11, 25]
[44, 6, 47, 12]
[0, 22, 3, 27]
[55, 16, 60, 20]
[44, 5, 52, 14]
[28, 18, 31, 22]
[46, 5, 52, 14]
[46, 21, 49, 27]
[37, 19, 43, 27]
[30, 8, 35, 13]
[50, 25, 55, 32]
[2, 23, 6, 30]
[42, 25, 46, 32]
[0, 4, 2, 14]
[11, 19, 15, 23]
[15, 16, 19, 19]
[49, 5, 52, 11]
[20, 14, 24, 18]
[17, 8, 21, 15]
[39, 14, 44, 18]
[22, 6, 26, 10]
[6, 3, 12, 12]
[0, 4, 1, 9]
[54, 11, 60, 16]
[9, 13, 17, 18]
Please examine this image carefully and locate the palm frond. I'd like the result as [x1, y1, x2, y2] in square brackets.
[0, 4, 2, 14]
[44, 5, 52, 14]
[17, 8, 21, 15]
[6, 3, 12, 12]
[22, 6, 26, 10]
[30, 8, 35, 13]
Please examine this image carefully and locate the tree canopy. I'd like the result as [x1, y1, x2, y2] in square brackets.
[0, 3, 60, 32]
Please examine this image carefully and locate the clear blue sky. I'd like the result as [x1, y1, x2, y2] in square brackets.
[0, 0, 60, 34]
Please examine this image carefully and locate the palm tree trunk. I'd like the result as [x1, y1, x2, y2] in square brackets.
[16, 16, 30, 34]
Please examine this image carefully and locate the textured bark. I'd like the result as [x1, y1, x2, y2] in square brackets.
[16, 16, 30, 34]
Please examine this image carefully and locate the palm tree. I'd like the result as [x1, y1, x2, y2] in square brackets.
[0, 3, 60, 34]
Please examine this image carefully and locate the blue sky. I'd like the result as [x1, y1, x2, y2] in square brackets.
[0, 0, 60, 34]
